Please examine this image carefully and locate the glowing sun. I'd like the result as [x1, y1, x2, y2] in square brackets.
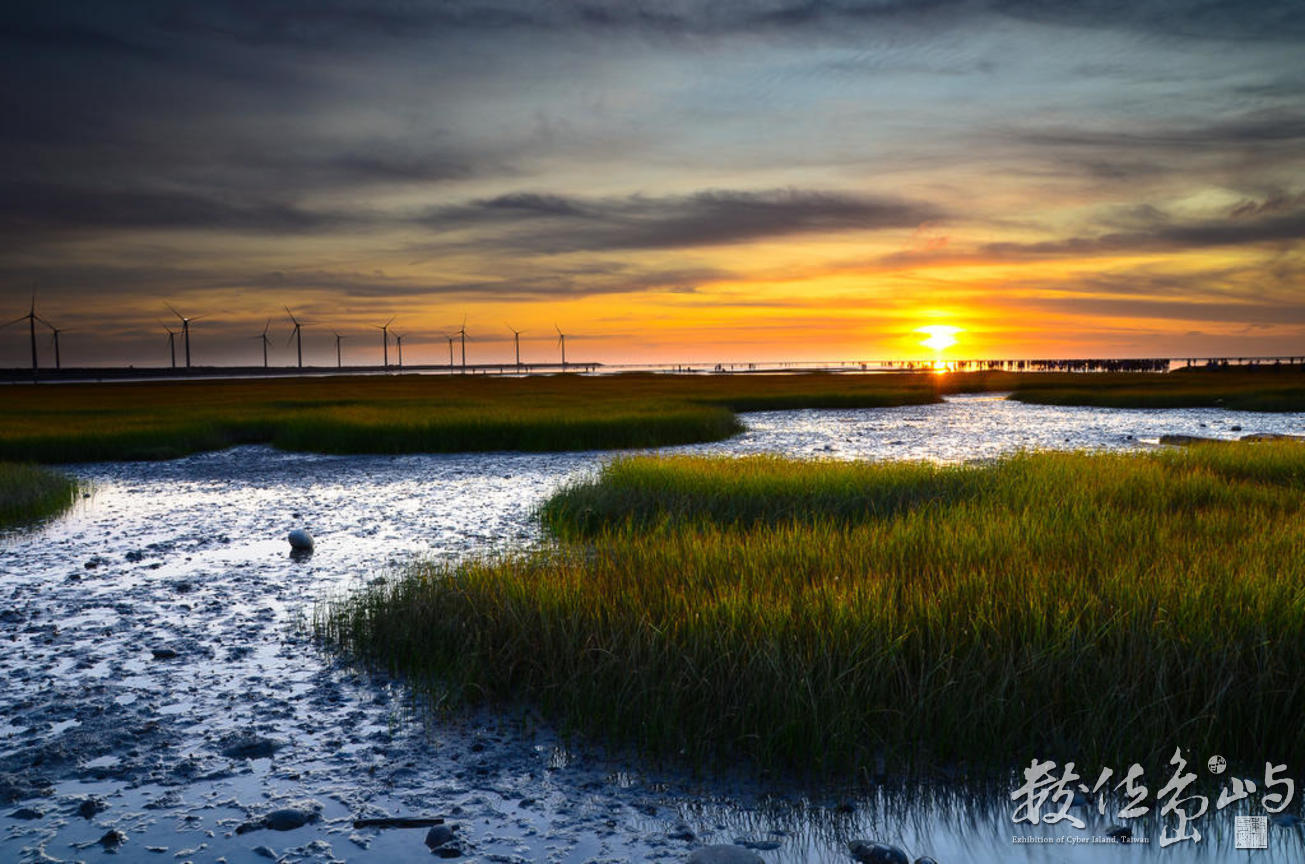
[916, 325, 961, 352]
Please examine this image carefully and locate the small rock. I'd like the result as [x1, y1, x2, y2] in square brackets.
[219, 733, 286, 760]
[425, 825, 457, 849]
[150, 647, 178, 660]
[850, 840, 910, 864]
[77, 797, 108, 819]
[288, 528, 314, 551]
[1230, 425, 1242, 432]
[252, 847, 277, 860]
[8, 807, 43, 820]
[668, 821, 697, 841]
[686, 845, 764, 864]
[264, 805, 318, 831]
[1159, 434, 1220, 445]
[99, 828, 127, 849]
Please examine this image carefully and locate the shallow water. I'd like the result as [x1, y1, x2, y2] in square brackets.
[2, 395, 1304, 863]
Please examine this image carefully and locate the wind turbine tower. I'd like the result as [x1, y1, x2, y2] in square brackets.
[166, 304, 201, 368]
[285, 306, 308, 369]
[374, 317, 394, 368]
[457, 317, 467, 373]
[163, 324, 178, 369]
[507, 324, 522, 370]
[255, 320, 271, 368]
[4, 294, 51, 377]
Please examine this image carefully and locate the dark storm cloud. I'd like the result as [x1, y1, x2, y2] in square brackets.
[424, 188, 939, 252]
[1021, 110, 1305, 151]
[0, 182, 358, 236]
[5, 0, 1300, 56]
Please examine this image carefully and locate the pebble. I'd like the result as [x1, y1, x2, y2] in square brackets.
[98, 828, 127, 849]
[288, 528, 314, 551]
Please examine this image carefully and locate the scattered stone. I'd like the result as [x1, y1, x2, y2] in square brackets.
[236, 799, 322, 834]
[77, 796, 109, 819]
[850, 840, 910, 864]
[686, 845, 764, 864]
[264, 805, 319, 831]
[150, 647, 178, 660]
[1159, 434, 1220, 445]
[424, 825, 457, 849]
[1230, 425, 1242, 432]
[425, 822, 464, 857]
[124, 550, 145, 563]
[668, 821, 697, 841]
[8, 807, 43, 820]
[219, 732, 286, 760]
[288, 528, 314, 551]
[99, 828, 127, 849]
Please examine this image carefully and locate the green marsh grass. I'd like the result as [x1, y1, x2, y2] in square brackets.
[994, 368, 1305, 412]
[317, 443, 1305, 783]
[0, 462, 79, 528]
[0, 373, 941, 461]
[4, 369, 1301, 462]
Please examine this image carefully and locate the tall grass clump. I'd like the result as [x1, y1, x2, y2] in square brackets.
[0, 463, 79, 528]
[318, 442, 1305, 783]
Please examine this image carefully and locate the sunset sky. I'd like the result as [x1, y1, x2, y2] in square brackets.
[2, 1, 1302, 368]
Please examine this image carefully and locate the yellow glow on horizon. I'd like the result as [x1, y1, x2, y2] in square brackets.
[916, 325, 961, 352]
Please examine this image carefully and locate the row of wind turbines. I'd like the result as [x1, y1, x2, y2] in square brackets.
[6, 296, 574, 373]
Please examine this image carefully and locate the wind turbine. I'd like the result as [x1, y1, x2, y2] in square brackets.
[374, 317, 394, 368]
[254, 319, 271, 368]
[46, 322, 65, 370]
[555, 324, 567, 370]
[444, 333, 455, 370]
[457, 316, 467, 373]
[393, 332, 405, 368]
[165, 303, 202, 368]
[506, 323, 522, 370]
[284, 306, 309, 369]
[333, 332, 346, 368]
[3, 293, 50, 377]
[162, 323, 178, 369]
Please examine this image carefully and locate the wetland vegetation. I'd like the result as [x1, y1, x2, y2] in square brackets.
[0, 462, 79, 528]
[1, 367, 1302, 463]
[317, 441, 1305, 783]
